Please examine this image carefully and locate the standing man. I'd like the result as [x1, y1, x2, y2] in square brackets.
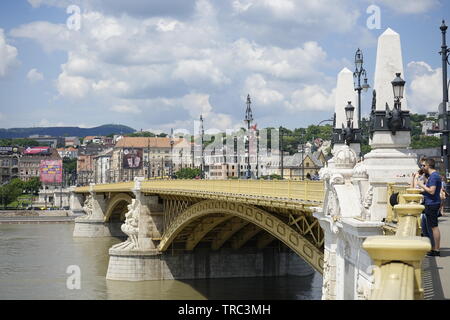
[417, 158, 442, 256]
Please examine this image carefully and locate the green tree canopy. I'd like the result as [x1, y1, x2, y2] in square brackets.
[174, 168, 201, 179]
[0, 178, 24, 208]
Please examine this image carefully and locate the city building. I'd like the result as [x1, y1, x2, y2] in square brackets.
[57, 147, 78, 159]
[0, 146, 20, 183]
[110, 136, 192, 182]
[34, 186, 71, 209]
[28, 135, 65, 148]
[77, 144, 110, 185]
[93, 148, 113, 184]
[83, 136, 114, 146]
[64, 136, 80, 147]
[421, 119, 439, 136]
[18, 147, 62, 182]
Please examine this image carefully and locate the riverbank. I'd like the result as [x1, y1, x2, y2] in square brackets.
[0, 210, 80, 223]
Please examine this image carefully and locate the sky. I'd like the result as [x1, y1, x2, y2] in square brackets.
[0, 0, 448, 134]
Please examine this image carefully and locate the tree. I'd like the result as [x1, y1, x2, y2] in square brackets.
[411, 135, 441, 149]
[175, 168, 201, 179]
[23, 177, 41, 195]
[63, 157, 77, 173]
[126, 131, 156, 137]
[0, 179, 23, 208]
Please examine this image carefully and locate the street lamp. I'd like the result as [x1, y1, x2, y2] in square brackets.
[386, 73, 407, 135]
[200, 114, 205, 179]
[342, 101, 356, 145]
[345, 101, 355, 127]
[279, 126, 284, 179]
[170, 128, 174, 179]
[353, 48, 370, 126]
[391, 72, 405, 103]
[244, 94, 253, 179]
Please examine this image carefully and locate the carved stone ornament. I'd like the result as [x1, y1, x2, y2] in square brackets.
[330, 173, 344, 185]
[111, 199, 140, 250]
[352, 162, 368, 179]
[81, 194, 94, 219]
[361, 186, 374, 220]
[333, 145, 357, 169]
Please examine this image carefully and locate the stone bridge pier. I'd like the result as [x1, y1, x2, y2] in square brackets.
[73, 183, 128, 237]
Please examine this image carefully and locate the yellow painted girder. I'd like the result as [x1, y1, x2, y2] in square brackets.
[158, 200, 324, 274]
[211, 217, 249, 250]
[231, 224, 262, 249]
[185, 215, 233, 251]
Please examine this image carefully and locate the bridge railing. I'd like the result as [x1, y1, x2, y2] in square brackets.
[139, 179, 324, 202]
[362, 188, 431, 300]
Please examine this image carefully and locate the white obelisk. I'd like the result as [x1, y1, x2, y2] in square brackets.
[363, 27, 418, 221]
[370, 27, 409, 148]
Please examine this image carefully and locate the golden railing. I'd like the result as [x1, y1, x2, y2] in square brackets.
[363, 188, 431, 300]
[140, 179, 324, 202]
[74, 179, 325, 203]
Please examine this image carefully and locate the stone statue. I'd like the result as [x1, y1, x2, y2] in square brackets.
[81, 195, 93, 219]
[111, 199, 140, 250]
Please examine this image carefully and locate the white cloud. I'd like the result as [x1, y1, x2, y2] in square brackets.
[111, 104, 141, 114]
[244, 74, 284, 106]
[370, 0, 439, 14]
[11, 1, 351, 131]
[56, 71, 91, 99]
[180, 93, 213, 118]
[287, 85, 335, 111]
[0, 29, 18, 77]
[407, 61, 442, 113]
[27, 68, 44, 82]
[172, 59, 230, 85]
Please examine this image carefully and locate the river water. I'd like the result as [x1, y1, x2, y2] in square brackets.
[0, 223, 322, 300]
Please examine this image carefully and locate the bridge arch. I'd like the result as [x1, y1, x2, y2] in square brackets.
[104, 193, 133, 222]
[158, 199, 323, 273]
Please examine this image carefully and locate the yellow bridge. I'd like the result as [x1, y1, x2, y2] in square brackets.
[72, 179, 431, 300]
[74, 179, 325, 274]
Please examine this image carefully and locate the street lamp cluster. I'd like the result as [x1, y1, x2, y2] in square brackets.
[333, 48, 409, 150]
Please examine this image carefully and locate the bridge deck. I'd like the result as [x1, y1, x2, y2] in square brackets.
[423, 213, 450, 300]
[75, 180, 324, 210]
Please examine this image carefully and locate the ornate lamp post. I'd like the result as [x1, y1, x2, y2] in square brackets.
[439, 20, 450, 209]
[386, 73, 406, 134]
[170, 128, 174, 179]
[353, 48, 370, 126]
[343, 101, 355, 145]
[244, 94, 253, 179]
[369, 73, 410, 138]
[279, 126, 284, 179]
[200, 114, 205, 179]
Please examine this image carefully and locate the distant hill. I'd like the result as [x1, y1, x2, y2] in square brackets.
[0, 124, 136, 139]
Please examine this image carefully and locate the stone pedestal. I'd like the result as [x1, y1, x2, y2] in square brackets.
[106, 247, 315, 281]
[69, 189, 84, 213]
[314, 212, 383, 300]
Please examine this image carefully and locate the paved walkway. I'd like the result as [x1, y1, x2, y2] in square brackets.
[423, 213, 450, 300]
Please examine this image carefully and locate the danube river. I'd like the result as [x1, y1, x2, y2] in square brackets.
[0, 223, 322, 300]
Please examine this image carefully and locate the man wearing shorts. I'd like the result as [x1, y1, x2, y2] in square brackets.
[417, 158, 441, 257]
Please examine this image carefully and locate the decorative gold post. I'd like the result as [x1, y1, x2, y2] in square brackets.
[362, 188, 431, 300]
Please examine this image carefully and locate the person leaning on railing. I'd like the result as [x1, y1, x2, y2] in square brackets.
[416, 158, 441, 257]
[411, 157, 431, 243]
